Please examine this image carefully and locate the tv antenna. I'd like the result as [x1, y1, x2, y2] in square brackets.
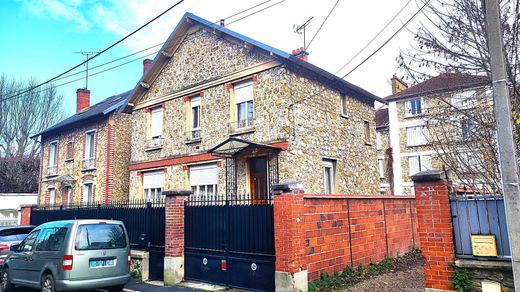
[73, 51, 98, 89]
[293, 16, 314, 51]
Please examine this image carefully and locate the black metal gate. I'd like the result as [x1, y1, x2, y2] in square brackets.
[30, 200, 166, 281]
[184, 197, 275, 292]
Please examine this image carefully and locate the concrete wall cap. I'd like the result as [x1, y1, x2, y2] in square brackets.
[410, 170, 447, 182]
[272, 181, 303, 192]
[455, 259, 512, 270]
[163, 189, 192, 196]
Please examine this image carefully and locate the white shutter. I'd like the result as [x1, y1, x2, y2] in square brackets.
[190, 163, 218, 186]
[151, 108, 163, 138]
[407, 126, 427, 146]
[143, 171, 164, 189]
[234, 81, 253, 104]
[409, 156, 420, 176]
[49, 143, 57, 166]
[420, 155, 432, 171]
[191, 96, 201, 107]
[376, 132, 382, 150]
[378, 159, 385, 178]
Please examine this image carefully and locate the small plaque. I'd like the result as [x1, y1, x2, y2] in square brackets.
[471, 235, 497, 256]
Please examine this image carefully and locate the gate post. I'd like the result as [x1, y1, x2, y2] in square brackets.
[272, 182, 308, 292]
[412, 170, 455, 292]
[19, 205, 35, 225]
[163, 189, 191, 285]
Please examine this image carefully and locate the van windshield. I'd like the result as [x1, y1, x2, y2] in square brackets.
[75, 224, 126, 250]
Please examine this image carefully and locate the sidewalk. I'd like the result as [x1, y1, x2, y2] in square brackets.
[125, 279, 200, 292]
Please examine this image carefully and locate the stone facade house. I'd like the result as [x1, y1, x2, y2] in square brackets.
[381, 74, 492, 195]
[33, 87, 134, 205]
[375, 107, 391, 193]
[124, 13, 384, 201]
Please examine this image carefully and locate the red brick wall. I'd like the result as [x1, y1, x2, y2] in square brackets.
[165, 194, 187, 257]
[303, 195, 418, 281]
[20, 206, 32, 225]
[414, 180, 455, 291]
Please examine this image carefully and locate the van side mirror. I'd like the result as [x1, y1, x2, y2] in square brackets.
[10, 244, 19, 252]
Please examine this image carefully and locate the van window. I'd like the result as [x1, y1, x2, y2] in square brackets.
[75, 224, 126, 250]
[35, 227, 68, 251]
[19, 230, 40, 252]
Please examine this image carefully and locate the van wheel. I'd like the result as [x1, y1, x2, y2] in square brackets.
[41, 273, 55, 292]
[1, 267, 14, 292]
[106, 285, 124, 292]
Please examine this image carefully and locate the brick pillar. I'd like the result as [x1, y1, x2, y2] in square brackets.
[19, 205, 34, 225]
[272, 182, 308, 292]
[412, 170, 455, 292]
[163, 189, 191, 285]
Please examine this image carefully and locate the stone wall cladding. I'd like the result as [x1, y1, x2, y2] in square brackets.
[129, 27, 379, 197]
[109, 113, 132, 201]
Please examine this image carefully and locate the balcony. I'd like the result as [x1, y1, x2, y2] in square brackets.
[47, 165, 57, 176]
[82, 158, 95, 170]
[145, 136, 164, 151]
[185, 129, 202, 143]
[229, 118, 255, 135]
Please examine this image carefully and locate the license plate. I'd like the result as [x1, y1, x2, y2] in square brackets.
[89, 259, 115, 268]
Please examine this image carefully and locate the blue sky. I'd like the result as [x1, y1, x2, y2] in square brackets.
[0, 0, 425, 117]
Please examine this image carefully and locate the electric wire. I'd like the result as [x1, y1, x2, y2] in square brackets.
[306, 0, 340, 51]
[226, 0, 287, 26]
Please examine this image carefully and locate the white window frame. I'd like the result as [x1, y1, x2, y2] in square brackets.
[150, 107, 164, 139]
[189, 163, 218, 201]
[405, 98, 423, 117]
[408, 155, 432, 176]
[48, 188, 56, 206]
[82, 183, 94, 204]
[451, 90, 476, 109]
[364, 121, 371, 144]
[406, 126, 429, 146]
[322, 159, 335, 194]
[376, 132, 382, 150]
[143, 170, 164, 202]
[191, 96, 201, 131]
[234, 81, 254, 129]
[378, 159, 385, 178]
[460, 118, 475, 141]
[84, 130, 96, 160]
[340, 95, 348, 116]
[48, 140, 58, 175]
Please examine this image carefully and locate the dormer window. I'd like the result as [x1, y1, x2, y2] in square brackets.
[234, 81, 254, 129]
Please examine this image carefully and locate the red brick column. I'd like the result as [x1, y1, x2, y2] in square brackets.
[272, 182, 308, 292]
[19, 205, 33, 225]
[412, 171, 455, 291]
[163, 190, 190, 285]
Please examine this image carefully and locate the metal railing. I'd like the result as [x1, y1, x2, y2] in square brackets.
[185, 129, 201, 142]
[47, 165, 57, 176]
[82, 158, 95, 170]
[450, 194, 511, 260]
[229, 118, 255, 133]
[145, 137, 164, 149]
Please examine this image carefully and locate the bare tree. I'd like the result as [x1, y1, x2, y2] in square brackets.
[0, 75, 63, 158]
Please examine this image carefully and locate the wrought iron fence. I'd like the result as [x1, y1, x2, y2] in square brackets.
[450, 194, 511, 260]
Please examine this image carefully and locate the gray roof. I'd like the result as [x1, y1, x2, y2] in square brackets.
[125, 12, 384, 109]
[32, 90, 131, 138]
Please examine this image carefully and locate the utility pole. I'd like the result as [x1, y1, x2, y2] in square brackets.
[485, 0, 520, 288]
[73, 51, 98, 89]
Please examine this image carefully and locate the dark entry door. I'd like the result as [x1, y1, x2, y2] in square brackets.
[184, 198, 275, 291]
[249, 157, 268, 203]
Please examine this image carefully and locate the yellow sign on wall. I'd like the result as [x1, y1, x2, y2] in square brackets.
[471, 235, 498, 257]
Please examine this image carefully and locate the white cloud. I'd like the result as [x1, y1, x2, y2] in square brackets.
[21, 0, 92, 31]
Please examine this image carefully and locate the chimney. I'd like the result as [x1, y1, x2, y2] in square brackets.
[292, 47, 309, 61]
[76, 88, 90, 112]
[391, 75, 408, 95]
[220, 19, 225, 27]
[143, 59, 152, 75]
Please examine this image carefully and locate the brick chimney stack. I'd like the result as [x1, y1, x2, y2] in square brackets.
[292, 47, 309, 61]
[76, 88, 90, 112]
[391, 75, 408, 95]
[143, 59, 152, 75]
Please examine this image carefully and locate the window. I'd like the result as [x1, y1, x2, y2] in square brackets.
[48, 188, 56, 206]
[408, 155, 432, 176]
[83, 183, 93, 204]
[406, 126, 430, 146]
[63, 186, 72, 206]
[75, 224, 126, 250]
[234, 81, 254, 128]
[66, 141, 74, 161]
[460, 119, 475, 141]
[190, 96, 201, 139]
[451, 90, 476, 109]
[35, 227, 68, 251]
[376, 132, 382, 150]
[322, 159, 335, 194]
[364, 121, 371, 144]
[190, 163, 218, 201]
[150, 107, 163, 139]
[83, 131, 96, 169]
[378, 159, 386, 178]
[340, 96, 348, 116]
[405, 98, 422, 116]
[19, 230, 40, 252]
[143, 171, 164, 202]
[48, 141, 58, 175]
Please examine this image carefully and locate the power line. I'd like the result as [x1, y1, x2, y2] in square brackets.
[227, 0, 288, 26]
[341, 0, 432, 79]
[306, 0, 340, 51]
[335, 0, 412, 75]
[219, 0, 273, 23]
[4, 0, 185, 101]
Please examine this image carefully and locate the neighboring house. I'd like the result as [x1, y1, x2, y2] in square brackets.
[381, 74, 491, 195]
[124, 13, 384, 201]
[375, 108, 391, 193]
[32, 81, 139, 205]
[0, 193, 38, 226]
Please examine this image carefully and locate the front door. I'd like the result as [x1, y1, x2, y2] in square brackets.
[249, 157, 268, 202]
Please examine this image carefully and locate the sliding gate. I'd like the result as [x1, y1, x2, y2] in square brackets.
[184, 197, 275, 291]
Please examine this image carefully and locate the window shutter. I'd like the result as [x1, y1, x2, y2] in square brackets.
[143, 171, 165, 189]
[409, 156, 420, 176]
[420, 155, 432, 171]
[378, 159, 385, 178]
[234, 81, 253, 104]
[151, 108, 163, 138]
[190, 163, 218, 186]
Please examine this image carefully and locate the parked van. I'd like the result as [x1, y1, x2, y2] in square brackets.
[0, 219, 130, 292]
